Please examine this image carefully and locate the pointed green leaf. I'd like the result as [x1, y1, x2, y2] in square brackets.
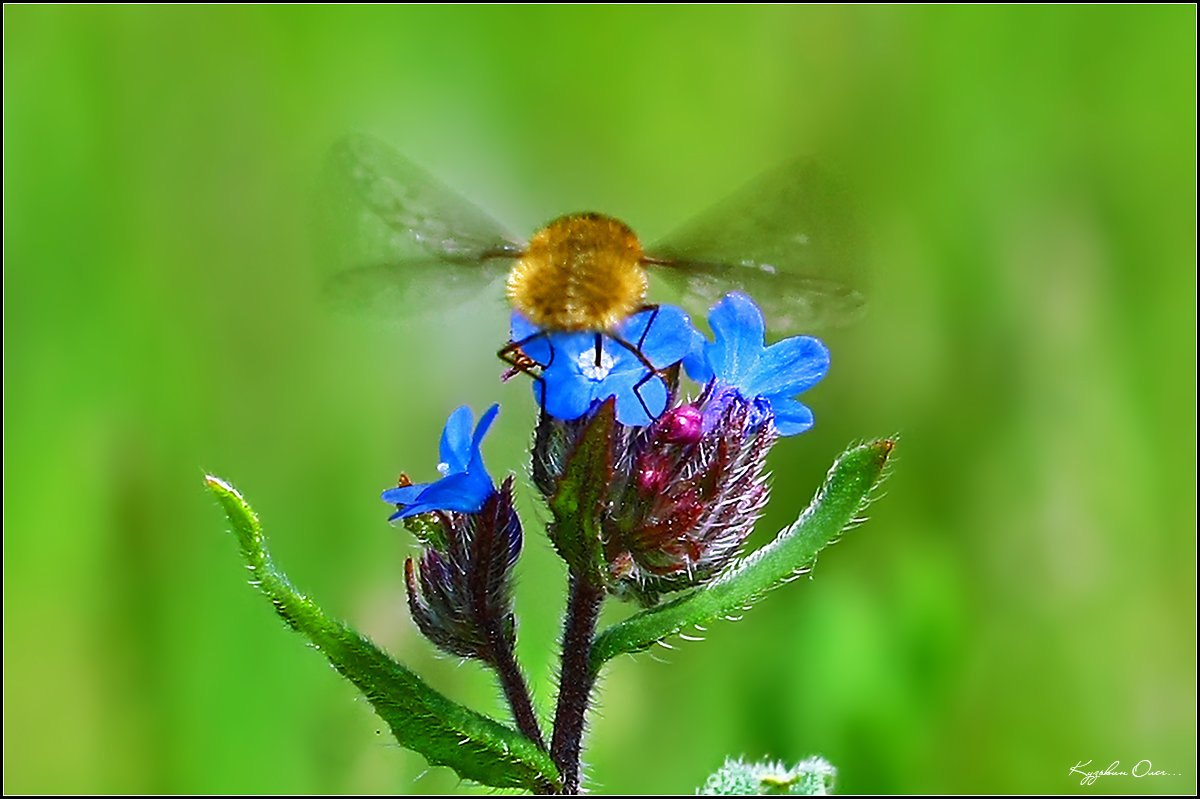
[205, 475, 560, 793]
[546, 400, 614, 582]
[590, 438, 894, 673]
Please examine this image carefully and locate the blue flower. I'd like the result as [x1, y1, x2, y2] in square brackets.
[510, 306, 698, 427]
[381, 404, 499, 520]
[684, 292, 830, 436]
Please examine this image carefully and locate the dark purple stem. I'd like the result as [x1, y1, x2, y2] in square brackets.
[550, 575, 606, 794]
[486, 629, 546, 751]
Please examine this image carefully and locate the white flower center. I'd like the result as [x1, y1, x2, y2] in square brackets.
[576, 348, 615, 381]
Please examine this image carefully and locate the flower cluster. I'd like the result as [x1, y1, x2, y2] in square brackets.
[516, 291, 828, 439]
[383, 292, 830, 607]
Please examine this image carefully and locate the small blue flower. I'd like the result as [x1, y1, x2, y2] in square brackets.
[381, 404, 499, 519]
[684, 292, 830, 436]
[511, 306, 698, 427]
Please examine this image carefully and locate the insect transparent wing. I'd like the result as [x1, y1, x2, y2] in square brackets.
[330, 133, 524, 263]
[316, 134, 520, 319]
[324, 258, 511, 321]
[649, 263, 865, 335]
[646, 157, 867, 334]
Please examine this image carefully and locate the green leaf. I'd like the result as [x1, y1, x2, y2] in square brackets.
[545, 400, 614, 582]
[205, 475, 560, 793]
[590, 438, 893, 673]
[698, 756, 837, 795]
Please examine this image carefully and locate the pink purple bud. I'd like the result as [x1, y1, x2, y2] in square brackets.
[659, 404, 703, 444]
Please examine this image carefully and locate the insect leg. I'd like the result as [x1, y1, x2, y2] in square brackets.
[498, 331, 554, 414]
[631, 304, 661, 350]
[622, 305, 675, 420]
[608, 329, 667, 422]
[499, 331, 556, 373]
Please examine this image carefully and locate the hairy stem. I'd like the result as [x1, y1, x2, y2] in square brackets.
[487, 631, 548, 753]
[550, 575, 606, 794]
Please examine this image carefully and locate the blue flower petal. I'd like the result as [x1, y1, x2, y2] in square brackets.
[414, 472, 491, 512]
[769, 397, 816, 436]
[387, 475, 484, 520]
[510, 311, 554, 365]
[382, 484, 426, 505]
[388, 506, 421, 522]
[510, 311, 538, 342]
[438, 405, 475, 474]
[389, 498, 455, 521]
[707, 292, 766, 386]
[587, 332, 671, 424]
[539, 363, 596, 420]
[742, 335, 831, 398]
[603, 341, 649, 381]
[606, 367, 668, 427]
[617, 306, 696, 369]
[471, 404, 500, 450]
[682, 325, 713, 385]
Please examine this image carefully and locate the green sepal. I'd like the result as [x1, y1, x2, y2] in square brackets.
[698, 756, 837, 795]
[545, 400, 614, 583]
[590, 438, 893, 673]
[205, 475, 561, 793]
[402, 511, 449, 552]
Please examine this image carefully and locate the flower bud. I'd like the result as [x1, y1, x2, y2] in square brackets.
[532, 384, 776, 606]
[403, 477, 522, 662]
[658, 404, 703, 445]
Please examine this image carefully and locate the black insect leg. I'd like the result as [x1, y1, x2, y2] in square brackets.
[609, 306, 669, 422]
[632, 304, 661, 350]
[498, 331, 554, 415]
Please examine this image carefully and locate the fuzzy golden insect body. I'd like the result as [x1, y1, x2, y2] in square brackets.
[505, 213, 647, 333]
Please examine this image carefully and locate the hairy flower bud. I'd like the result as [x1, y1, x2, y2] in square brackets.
[608, 386, 776, 604]
[532, 383, 776, 606]
[402, 477, 523, 662]
[659, 403, 704, 445]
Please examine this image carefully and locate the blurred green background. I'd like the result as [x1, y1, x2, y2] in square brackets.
[4, 6, 1195, 794]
